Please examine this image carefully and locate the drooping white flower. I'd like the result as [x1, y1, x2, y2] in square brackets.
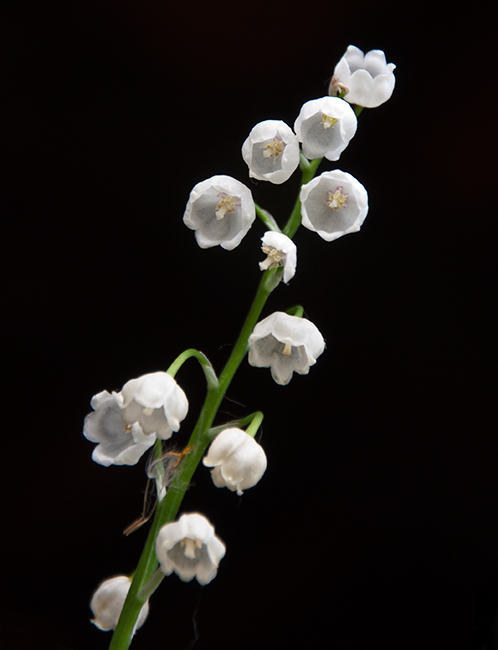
[248, 312, 325, 386]
[120, 371, 189, 441]
[300, 170, 368, 242]
[156, 513, 226, 585]
[241, 120, 300, 184]
[259, 231, 297, 284]
[90, 576, 149, 632]
[183, 175, 256, 250]
[83, 372, 188, 466]
[294, 97, 357, 161]
[329, 45, 396, 108]
[83, 390, 156, 467]
[203, 428, 267, 495]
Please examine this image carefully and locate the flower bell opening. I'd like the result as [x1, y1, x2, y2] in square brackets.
[294, 97, 357, 161]
[258, 231, 297, 284]
[241, 120, 300, 184]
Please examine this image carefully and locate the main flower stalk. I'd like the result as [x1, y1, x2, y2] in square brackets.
[108, 163, 320, 650]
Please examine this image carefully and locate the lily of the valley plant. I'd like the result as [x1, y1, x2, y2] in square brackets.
[84, 45, 396, 650]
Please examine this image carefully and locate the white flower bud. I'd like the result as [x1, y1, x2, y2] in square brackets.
[242, 120, 300, 184]
[259, 231, 297, 284]
[90, 576, 149, 632]
[183, 175, 256, 250]
[156, 513, 226, 585]
[248, 311, 325, 386]
[300, 170, 368, 242]
[330, 45, 396, 108]
[294, 97, 357, 161]
[203, 428, 267, 495]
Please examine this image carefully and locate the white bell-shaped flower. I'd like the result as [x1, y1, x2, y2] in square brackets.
[90, 576, 149, 632]
[156, 513, 226, 585]
[259, 231, 297, 284]
[120, 371, 188, 441]
[294, 97, 357, 161]
[300, 170, 368, 242]
[83, 390, 156, 467]
[330, 45, 396, 108]
[241, 120, 300, 184]
[203, 428, 267, 495]
[183, 175, 256, 250]
[248, 311, 325, 386]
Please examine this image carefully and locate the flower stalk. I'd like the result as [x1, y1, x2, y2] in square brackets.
[108, 162, 323, 650]
[88, 51, 394, 647]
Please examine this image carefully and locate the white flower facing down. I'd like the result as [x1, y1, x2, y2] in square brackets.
[156, 513, 226, 585]
[83, 391, 156, 467]
[248, 312, 325, 386]
[259, 231, 297, 284]
[300, 170, 368, 242]
[203, 428, 267, 495]
[330, 45, 396, 108]
[183, 175, 256, 250]
[90, 576, 149, 632]
[242, 120, 300, 184]
[294, 97, 357, 161]
[120, 371, 189, 441]
[83, 372, 188, 466]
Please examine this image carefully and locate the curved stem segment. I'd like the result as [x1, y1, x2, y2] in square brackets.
[254, 203, 282, 233]
[166, 348, 218, 390]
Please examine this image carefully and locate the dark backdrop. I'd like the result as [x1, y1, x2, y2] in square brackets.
[3, 1, 497, 649]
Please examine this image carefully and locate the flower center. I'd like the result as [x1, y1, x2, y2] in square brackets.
[262, 138, 285, 158]
[326, 186, 349, 210]
[282, 343, 293, 356]
[321, 114, 338, 129]
[180, 537, 202, 559]
[215, 194, 238, 220]
[260, 245, 285, 271]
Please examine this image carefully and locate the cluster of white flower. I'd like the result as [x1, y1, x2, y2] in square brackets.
[184, 45, 394, 251]
[85, 45, 395, 639]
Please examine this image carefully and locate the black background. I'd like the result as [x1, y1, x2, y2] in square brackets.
[3, 1, 497, 649]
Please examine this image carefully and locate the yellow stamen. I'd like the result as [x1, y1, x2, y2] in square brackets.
[322, 114, 338, 129]
[282, 343, 292, 356]
[181, 537, 202, 559]
[261, 245, 284, 270]
[262, 139, 285, 158]
[215, 195, 238, 220]
[326, 189, 348, 211]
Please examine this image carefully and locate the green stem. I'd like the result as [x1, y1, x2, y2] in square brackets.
[254, 203, 282, 233]
[283, 157, 322, 239]
[207, 411, 264, 439]
[166, 348, 218, 390]
[245, 411, 264, 438]
[109, 270, 277, 650]
[109, 155, 324, 650]
[286, 305, 304, 318]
